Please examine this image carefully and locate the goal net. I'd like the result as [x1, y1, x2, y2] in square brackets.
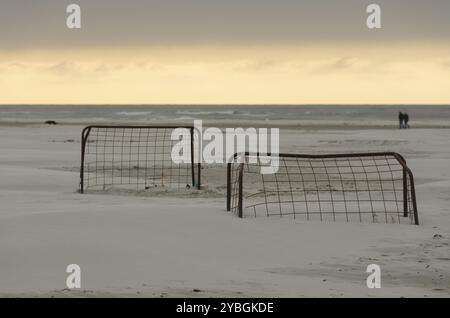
[227, 152, 419, 225]
[80, 125, 201, 193]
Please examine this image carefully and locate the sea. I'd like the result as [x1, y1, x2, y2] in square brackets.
[1, 105, 450, 127]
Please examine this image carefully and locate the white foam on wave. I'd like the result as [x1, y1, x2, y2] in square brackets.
[115, 111, 153, 116]
[175, 110, 236, 116]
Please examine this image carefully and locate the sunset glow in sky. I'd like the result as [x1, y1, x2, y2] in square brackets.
[1, 0, 450, 104]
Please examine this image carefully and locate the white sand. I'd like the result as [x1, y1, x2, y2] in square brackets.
[0, 123, 449, 297]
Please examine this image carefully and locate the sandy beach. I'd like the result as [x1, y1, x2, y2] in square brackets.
[0, 121, 449, 297]
[2, 0, 450, 306]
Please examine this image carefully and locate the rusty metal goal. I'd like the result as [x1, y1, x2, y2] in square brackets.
[80, 125, 201, 193]
[227, 152, 419, 225]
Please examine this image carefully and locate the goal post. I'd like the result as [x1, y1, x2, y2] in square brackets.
[80, 125, 201, 193]
[227, 152, 419, 225]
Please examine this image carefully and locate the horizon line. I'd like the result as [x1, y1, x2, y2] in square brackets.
[1, 104, 450, 107]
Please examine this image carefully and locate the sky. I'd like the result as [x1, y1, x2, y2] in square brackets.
[0, 0, 450, 104]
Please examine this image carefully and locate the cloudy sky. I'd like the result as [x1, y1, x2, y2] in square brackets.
[1, 0, 449, 104]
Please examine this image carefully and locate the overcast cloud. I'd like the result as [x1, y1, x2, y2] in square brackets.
[0, 0, 449, 49]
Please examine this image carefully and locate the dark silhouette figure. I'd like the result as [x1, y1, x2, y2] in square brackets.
[398, 112, 405, 129]
[404, 113, 410, 129]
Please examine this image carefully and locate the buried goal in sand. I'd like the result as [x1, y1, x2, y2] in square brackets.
[79, 125, 201, 193]
[227, 152, 419, 225]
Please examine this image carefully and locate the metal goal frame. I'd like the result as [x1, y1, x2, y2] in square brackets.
[227, 152, 419, 225]
[80, 125, 201, 193]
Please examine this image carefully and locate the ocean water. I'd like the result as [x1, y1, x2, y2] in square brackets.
[1, 105, 450, 126]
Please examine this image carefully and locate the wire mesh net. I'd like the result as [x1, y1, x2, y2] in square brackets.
[80, 126, 200, 192]
[228, 153, 418, 225]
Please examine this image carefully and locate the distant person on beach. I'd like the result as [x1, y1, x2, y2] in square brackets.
[398, 112, 405, 129]
[404, 113, 410, 129]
